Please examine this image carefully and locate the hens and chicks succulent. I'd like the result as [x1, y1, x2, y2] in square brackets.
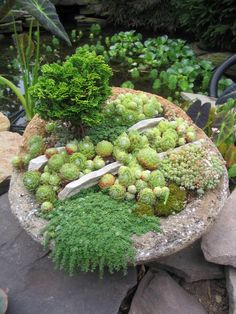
[13, 92, 225, 217]
[104, 92, 163, 125]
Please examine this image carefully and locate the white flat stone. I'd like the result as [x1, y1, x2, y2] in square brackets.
[28, 147, 64, 171]
[58, 161, 122, 199]
[181, 92, 216, 107]
[28, 155, 48, 171]
[128, 117, 164, 132]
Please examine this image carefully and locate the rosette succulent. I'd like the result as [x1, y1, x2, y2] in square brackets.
[23, 171, 41, 192]
[137, 148, 160, 170]
[60, 163, 80, 181]
[95, 140, 113, 157]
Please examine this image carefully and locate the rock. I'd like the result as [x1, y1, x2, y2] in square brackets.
[0, 21, 22, 33]
[181, 92, 216, 107]
[80, 4, 102, 15]
[226, 267, 236, 314]
[201, 189, 236, 267]
[20, 114, 46, 155]
[0, 131, 22, 194]
[150, 240, 224, 282]
[52, 0, 100, 5]
[129, 270, 207, 314]
[75, 16, 106, 25]
[0, 289, 8, 314]
[0, 193, 137, 314]
[0, 10, 28, 23]
[0, 112, 10, 132]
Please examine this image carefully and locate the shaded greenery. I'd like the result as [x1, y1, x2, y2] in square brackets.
[175, 0, 236, 50]
[86, 120, 129, 144]
[30, 48, 112, 128]
[102, 0, 176, 32]
[43, 188, 160, 276]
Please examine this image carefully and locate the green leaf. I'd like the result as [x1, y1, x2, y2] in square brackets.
[212, 112, 235, 147]
[228, 164, 236, 178]
[152, 78, 161, 91]
[16, 0, 71, 45]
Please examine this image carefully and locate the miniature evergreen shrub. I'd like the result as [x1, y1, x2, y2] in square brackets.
[30, 48, 112, 127]
[43, 188, 160, 276]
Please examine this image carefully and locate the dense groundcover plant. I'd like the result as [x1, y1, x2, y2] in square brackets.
[30, 48, 112, 127]
[43, 188, 160, 276]
[175, 0, 236, 50]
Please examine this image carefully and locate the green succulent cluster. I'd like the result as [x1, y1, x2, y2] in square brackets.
[43, 188, 160, 276]
[159, 143, 225, 194]
[104, 92, 163, 126]
[143, 118, 196, 152]
[12, 135, 44, 170]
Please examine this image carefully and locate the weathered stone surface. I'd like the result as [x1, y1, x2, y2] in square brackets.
[80, 4, 102, 15]
[0, 112, 10, 131]
[0, 131, 22, 194]
[0, 10, 28, 23]
[19, 114, 46, 155]
[52, 0, 100, 4]
[0, 289, 8, 314]
[181, 92, 216, 107]
[201, 189, 236, 267]
[150, 240, 224, 282]
[75, 16, 106, 25]
[0, 21, 22, 33]
[226, 267, 236, 314]
[0, 193, 137, 314]
[129, 270, 207, 314]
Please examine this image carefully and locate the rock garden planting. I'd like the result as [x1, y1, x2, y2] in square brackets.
[1, 1, 236, 312]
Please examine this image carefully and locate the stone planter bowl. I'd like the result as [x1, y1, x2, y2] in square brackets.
[8, 87, 229, 264]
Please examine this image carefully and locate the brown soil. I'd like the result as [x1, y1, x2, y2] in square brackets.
[180, 278, 229, 314]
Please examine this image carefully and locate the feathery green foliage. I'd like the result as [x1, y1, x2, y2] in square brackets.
[30, 48, 112, 127]
[43, 188, 160, 276]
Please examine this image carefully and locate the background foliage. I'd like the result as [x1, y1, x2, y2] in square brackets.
[175, 0, 236, 50]
[102, 0, 176, 33]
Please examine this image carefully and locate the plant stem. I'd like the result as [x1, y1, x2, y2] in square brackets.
[0, 75, 31, 118]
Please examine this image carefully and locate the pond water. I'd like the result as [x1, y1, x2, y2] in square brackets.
[0, 25, 154, 119]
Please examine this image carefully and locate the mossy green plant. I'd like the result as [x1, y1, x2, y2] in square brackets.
[155, 183, 187, 217]
[43, 188, 160, 276]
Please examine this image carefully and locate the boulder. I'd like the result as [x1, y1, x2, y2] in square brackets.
[0, 113, 10, 132]
[201, 189, 236, 267]
[129, 270, 207, 314]
[150, 240, 224, 282]
[0, 131, 22, 194]
[226, 267, 236, 314]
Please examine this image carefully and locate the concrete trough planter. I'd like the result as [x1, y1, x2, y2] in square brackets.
[8, 87, 229, 264]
